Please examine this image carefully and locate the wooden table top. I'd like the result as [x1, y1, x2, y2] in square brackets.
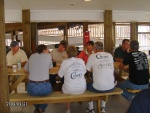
[7, 62, 125, 76]
[114, 62, 129, 69]
[7, 67, 28, 76]
[8, 66, 60, 76]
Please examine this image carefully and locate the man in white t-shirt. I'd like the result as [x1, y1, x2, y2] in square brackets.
[86, 41, 115, 113]
[7, 41, 28, 67]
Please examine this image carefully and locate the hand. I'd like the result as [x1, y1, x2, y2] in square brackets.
[7, 65, 12, 68]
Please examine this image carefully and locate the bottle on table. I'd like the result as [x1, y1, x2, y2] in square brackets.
[17, 60, 21, 70]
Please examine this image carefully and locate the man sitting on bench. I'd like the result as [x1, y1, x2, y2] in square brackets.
[86, 41, 115, 113]
[24, 45, 53, 113]
[117, 40, 149, 101]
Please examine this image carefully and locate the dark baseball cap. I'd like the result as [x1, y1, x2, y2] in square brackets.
[130, 40, 139, 50]
[10, 41, 19, 47]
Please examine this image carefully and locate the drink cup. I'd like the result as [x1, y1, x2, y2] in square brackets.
[12, 65, 17, 72]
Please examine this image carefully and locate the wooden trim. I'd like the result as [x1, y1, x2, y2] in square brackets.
[0, 0, 11, 112]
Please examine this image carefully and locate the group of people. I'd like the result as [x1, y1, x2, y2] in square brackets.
[114, 39, 149, 112]
[6, 38, 150, 113]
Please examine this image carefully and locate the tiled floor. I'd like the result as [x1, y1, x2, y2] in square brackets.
[10, 83, 130, 113]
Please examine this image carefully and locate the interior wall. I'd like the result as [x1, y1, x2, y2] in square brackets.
[5, 10, 150, 22]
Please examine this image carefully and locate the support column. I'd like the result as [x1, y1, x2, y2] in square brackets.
[0, 0, 11, 112]
[130, 22, 138, 41]
[112, 22, 116, 55]
[64, 24, 68, 41]
[113, 22, 116, 48]
[104, 10, 113, 54]
[22, 9, 31, 58]
[11, 31, 15, 41]
[83, 22, 88, 48]
[31, 23, 38, 53]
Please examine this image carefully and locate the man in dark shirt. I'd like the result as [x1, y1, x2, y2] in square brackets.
[116, 40, 149, 101]
[127, 89, 150, 113]
[114, 39, 130, 62]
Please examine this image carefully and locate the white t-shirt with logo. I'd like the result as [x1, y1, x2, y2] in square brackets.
[86, 52, 114, 91]
[58, 57, 86, 94]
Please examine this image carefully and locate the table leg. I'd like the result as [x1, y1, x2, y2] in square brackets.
[9, 75, 26, 93]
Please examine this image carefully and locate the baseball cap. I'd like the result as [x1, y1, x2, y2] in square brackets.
[10, 41, 19, 47]
[130, 40, 139, 50]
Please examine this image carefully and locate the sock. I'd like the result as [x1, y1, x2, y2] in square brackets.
[88, 101, 94, 110]
[101, 100, 106, 108]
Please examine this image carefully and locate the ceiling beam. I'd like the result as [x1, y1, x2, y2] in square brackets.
[5, 23, 22, 32]
[5, 22, 101, 33]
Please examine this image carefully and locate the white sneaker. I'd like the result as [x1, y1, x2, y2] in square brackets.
[66, 109, 70, 113]
[101, 107, 106, 113]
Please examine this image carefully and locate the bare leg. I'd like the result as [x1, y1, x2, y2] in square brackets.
[66, 102, 71, 110]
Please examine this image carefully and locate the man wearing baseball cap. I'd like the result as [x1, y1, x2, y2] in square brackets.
[7, 41, 28, 67]
[117, 40, 149, 101]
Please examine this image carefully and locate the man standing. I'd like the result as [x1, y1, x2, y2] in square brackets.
[7, 41, 28, 67]
[86, 41, 115, 113]
[117, 40, 149, 101]
[114, 39, 130, 62]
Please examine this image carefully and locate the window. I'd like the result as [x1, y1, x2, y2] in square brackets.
[115, 23, 130, 47]
[138, 24, 150, 54]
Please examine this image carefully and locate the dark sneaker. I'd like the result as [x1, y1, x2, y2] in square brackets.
[85, 108, 95, 113]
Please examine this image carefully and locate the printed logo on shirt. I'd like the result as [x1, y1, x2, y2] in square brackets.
[69, 62, 84, 68]
[98, 63, 113, 69]
[67, 62, 85, 79]
[132, 52, 149, 70]
[96, 54, 109, 60]
[71, 72, 82, 79]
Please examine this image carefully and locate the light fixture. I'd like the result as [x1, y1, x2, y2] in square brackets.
[84, 0, 91, 1]
[69, 3, 75, 6]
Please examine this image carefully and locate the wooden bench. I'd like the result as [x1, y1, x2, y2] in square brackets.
[127, 89, 141, 93]
[10, 87, 122, 113]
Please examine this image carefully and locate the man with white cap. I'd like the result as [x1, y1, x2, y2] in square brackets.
[7, 41, 28, 67]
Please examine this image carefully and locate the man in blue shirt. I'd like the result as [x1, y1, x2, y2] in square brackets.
[127, 89, 150, 113]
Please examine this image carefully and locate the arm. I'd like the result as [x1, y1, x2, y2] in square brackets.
[24, 68, 29, 74]
[24, 61, 29, 74]
[20, 50, 28, 67]
[58, 61, 65, 78]
[21, 61, 27, 67]
[114, 47, 123, 62]
[115, 58, 123, 62]
[119, 62, 125, 69]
